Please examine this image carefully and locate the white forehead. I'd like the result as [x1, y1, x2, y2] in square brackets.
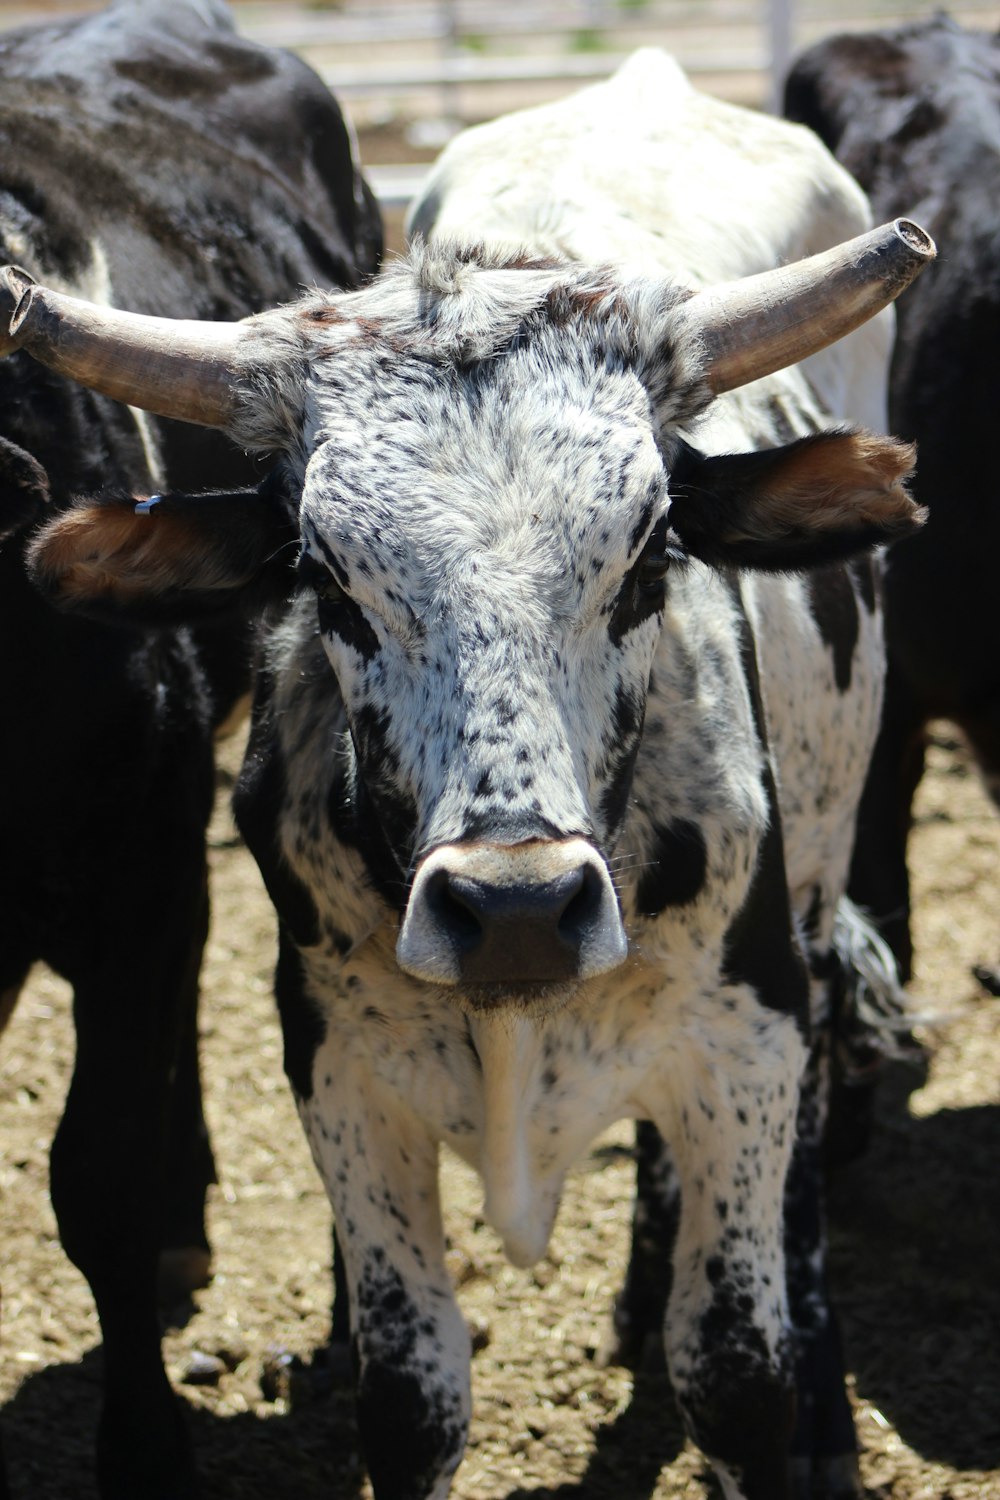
[303, 349, 663, 524]
[296, 256, 676, 608]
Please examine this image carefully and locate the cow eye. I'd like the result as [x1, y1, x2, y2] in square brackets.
[634, 522, 683, 599]
[314, 574, 347, 606]
[298, 552, 348, 605]
[636, 551, 671, 596]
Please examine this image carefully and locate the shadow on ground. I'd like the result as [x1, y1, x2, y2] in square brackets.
[506, 1369, 697, 1500]
[3, 1064, 997, 1499]
[829, 1064, 1000, 1473]
[0, 1343, 365, 1500]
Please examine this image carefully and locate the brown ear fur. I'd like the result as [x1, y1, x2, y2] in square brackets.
[729, 431, 919, 538]
[27, 503, 235, 603]
[669, 429, 925, 571]
[26, 484, 298, 621]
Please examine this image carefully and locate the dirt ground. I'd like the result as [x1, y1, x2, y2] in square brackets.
[2, 706, 999, 1500]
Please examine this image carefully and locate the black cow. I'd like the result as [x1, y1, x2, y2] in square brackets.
[0, 1, 379, 1495]
[785, 16, 1000, 989]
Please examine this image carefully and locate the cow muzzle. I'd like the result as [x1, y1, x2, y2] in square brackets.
[396, 838, 628, 992]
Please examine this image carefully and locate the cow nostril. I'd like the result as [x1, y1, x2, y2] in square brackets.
[424, 867, 484, 953]
[557, 863, 603, 944]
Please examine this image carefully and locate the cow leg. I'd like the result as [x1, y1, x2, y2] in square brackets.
[0, 1385, 8, 1500]
[603, 1120, 677, 1370]
[784, 885, 911, 1500]
[50, 865, 210, 1500]
[0, 963, 29, 1500]
[295, 1025, 471, 1498]
[649, 1017, 802, 1500]
[848, 670, 926, 983]
[962, 708, 1000, 813]
[158, 990, 216, 1303]
[955, 709, 1000, 992]
[329, 1220, 352, 1355]
[784, 1034, 860, 1500]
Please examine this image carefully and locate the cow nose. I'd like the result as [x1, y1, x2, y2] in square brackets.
[427, 864, 597, 982]
[397, 840, 628, 987]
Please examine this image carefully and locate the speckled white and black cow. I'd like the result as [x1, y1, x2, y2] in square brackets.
[9, 51, 932, 1500]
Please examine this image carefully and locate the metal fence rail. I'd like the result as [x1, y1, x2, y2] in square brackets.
[4, 0, 998, 206]
[6, 2, 998, 117]
[258, 0, 995, 206]
[243, 0, 999, 128]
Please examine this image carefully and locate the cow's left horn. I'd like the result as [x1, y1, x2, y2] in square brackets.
[0, 265, 257, 427]
[679, 219, 935, 396]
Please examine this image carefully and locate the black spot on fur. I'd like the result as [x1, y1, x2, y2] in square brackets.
[354, 1259, 466, 1498]
[347, 704, 419, 876]
[723, 810, 809, 1025]
[351, 703, 395, 769]
[607, 553, 667, 645]
[300, 543, 380, 661]
[719, 580, 809, 1030]
[684, 1287, 795, 1498]
[848, 556, 878, 613]
[274, 930, 326, 1101]
[234, 677, 321, 951]
[628, 497, 656, 555]
[320, 596, 380, 662]
[330, 771, 412, 916]
[599, 686, 645, 836]
[802, 886, 824, 944]
[636, 819, 708, 916]
[805, 567, 859, 693]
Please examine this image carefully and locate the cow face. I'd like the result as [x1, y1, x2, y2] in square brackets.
[295, 325, 686, 997]
[24, 243, 923, 1005]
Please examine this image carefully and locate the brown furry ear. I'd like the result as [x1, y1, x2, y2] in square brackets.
[668, 429, 924, 571]
[26, 482, 298, 623]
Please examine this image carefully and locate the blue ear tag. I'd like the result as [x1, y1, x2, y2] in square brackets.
[134, 494, 162, 516]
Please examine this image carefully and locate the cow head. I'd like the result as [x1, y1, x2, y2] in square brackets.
[9, 226, 930, 1003]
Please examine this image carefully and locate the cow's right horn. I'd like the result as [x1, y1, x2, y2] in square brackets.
[0, 265, 258, 428]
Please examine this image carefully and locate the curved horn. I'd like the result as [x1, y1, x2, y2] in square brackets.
[677, 219, 936, 396]
[0, 266, 253, 427]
